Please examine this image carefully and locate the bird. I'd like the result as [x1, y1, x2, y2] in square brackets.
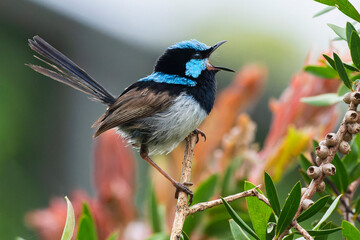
[27, 36, 234, 204]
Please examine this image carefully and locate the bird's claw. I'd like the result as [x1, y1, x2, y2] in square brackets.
[174, 182, 194, 205]
[193, 129, 206, 144]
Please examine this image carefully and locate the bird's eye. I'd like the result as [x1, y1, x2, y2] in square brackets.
[192, 53, 202, 59]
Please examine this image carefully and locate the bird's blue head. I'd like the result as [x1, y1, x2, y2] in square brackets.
[153, 40, 233, 81]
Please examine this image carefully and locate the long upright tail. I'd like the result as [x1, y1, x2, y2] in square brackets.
[27, 36, 116, 105]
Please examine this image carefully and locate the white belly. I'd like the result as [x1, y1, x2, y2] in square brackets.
[143, 93, 207, 155]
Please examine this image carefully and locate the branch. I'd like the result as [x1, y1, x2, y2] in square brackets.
[170, 134, 271, 239]
[170, 133, 197, 240]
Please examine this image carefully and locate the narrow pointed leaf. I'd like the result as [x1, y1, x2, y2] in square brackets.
[181, 231, 190, 240]
[333, 52, 352, 90]
[264, 172, 281, 216]
[295, 227, 342, 236]
[350, 31, 360, 69]
[344, 62, 359, 72]
[61, 196, 75, 240]
[355, 196, 360, 216]
[245, 181, 272, 240]
[276, 182, 301, 237]
[221, 197, 260, 240]
[329, 154, 349, 193]
[314, 0, 360, 23]
[304, 65, 338, 78]
[346, 22, 357, 46]
[229, 219, 251, 240]
[297, 196, 330, 222]
[313, 6, 336, 18]
[282, 233, 294, 240]
[322, 54, 336, 69]
[342, 220, 360, 239]
[313, 195, 342, 230]
[77, 203, 97, 240]
[301, 93, 343, 106]
[328, 24, 346, 40]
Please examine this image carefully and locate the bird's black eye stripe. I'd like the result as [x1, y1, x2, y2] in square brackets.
[192, 52, 202, 59]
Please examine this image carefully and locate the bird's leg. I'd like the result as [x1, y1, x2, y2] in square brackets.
[140, 145, 194, 204]
[193, 128, 206, 143]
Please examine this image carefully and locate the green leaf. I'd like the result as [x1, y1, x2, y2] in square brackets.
[350, 31, 360, 69]
[221, 197, 260, 240]
[304, 65, 338, 78]
[313, 6, 336, 18]
[323, 54, 336, 69]
[77, 203, 97, 240]
[299, 154, 312, 171]
[342, 220, 360, 239]
[344, 62, 360, 72]
[297, 195, 330, 222]
[276, 182, 301, 237]
[313, 195, 342, 230]
[315, 222, 334, 240]
[328, 24, 346, 40]
[334, 52, 352, 90]
[354, 197, 360, 216]
[229, 219, 251, 240]
[264, 172, 281, 217]
[329, 155, 349, 193]
[148, 184, 164, 233]
[61, 196, 75, 240]
[181, 231, 190, 240]
[245, 181, 272, 240]
[346, 22, 357, 46]
[282, 234, 294, 240]
[314, 0, 360, 23]
[106, 232, 118, 240]
[301, 93, 343, 106]
[296, 227, 342, 236]
[183, 174, 218, 235]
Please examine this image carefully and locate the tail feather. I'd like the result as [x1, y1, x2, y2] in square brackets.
[28, 36, 116, 105]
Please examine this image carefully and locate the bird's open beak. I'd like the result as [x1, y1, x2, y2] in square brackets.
[206, 40, 234, 72]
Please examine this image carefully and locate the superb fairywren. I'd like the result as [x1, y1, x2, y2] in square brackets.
[28, 36, 233, 203]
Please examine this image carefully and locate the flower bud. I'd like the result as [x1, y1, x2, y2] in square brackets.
[343, 92, 352, 104]
[345, 110, 359, 123]
[317, 181, 326, 192]
[322, 163, 336, 176]
[315, 145, 329, 159]
[339, 141, 351, 155]
[302, 199, 314, 210]
[325, 133, 338, 147]
[307, 166, 322, 179]
[343, 131, 353, 142]
[351, 92, 360, 104]
[347, 123, 360, 134]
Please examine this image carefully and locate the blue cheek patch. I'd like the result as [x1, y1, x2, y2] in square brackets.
[139, 72, 197, 87]
[185, 59, 207, 78]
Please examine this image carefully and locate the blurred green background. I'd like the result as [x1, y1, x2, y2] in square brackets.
[0, 0, 352, 238]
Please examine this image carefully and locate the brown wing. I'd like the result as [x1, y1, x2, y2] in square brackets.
[93, 87, 174, 137]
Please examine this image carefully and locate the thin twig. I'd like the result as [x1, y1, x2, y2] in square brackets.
[188, 185, 270, 215]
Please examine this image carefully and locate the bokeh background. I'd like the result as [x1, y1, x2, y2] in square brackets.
[0, 0, 357, 238]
